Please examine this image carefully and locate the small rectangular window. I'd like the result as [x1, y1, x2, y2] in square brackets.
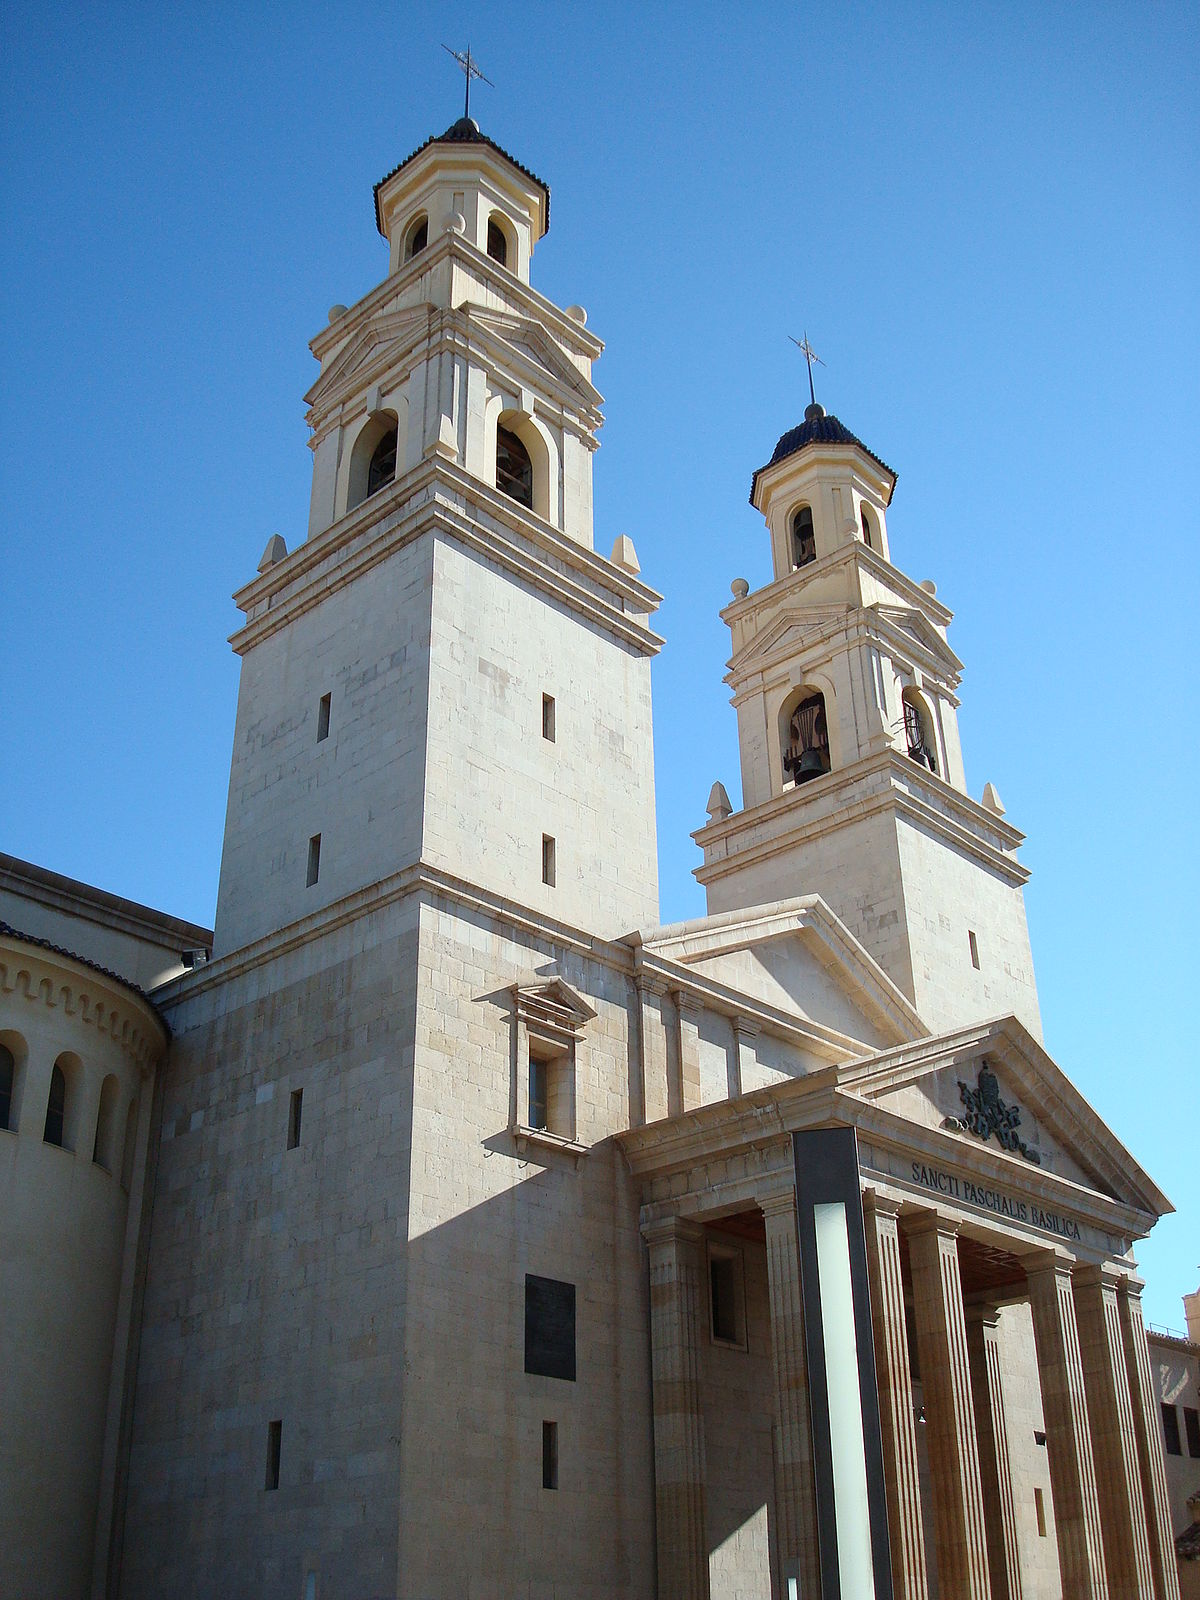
[306, 834, 321, 887]
[529, 1055, 548, 1131]
[1163, 1401, 1182, 1455]
[708, 1245, 747, 1348]
[542, 1420, 558, 1489]
[1034, 1485, 1046, 1537]
[969, 929, 980, 969]
[265, 1419, 282, 1490]
[525, 1274, 576, 1382]
[1185, 1406, 1200, 1458]
[287, 1088, 303, 1150]
[541, 835, 556, 887]
[542, 693, 556, 742]
[317, 692, 331, 742]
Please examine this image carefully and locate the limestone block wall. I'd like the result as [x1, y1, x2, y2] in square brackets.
[396, 899, 655, 1597]
[121, 901, 421, 1600]
[0, 939, 162, 1600]
[995, 1300, 1062, 1598]
[213, 537, 434, 957]
[422, 538, 659, 939]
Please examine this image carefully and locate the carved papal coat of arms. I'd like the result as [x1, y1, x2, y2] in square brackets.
[943, 1061, 1041, 1165]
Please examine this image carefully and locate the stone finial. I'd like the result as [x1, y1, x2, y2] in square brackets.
[258, 534, 288, 572]
[445, 211, 467, 235]
[730, 578, 750, 600]
[981, 781, 1005, 815]
[564, 304, 588, 325]
[919, 579, 937, 596]
[706, 781, 733, 821]
[610, 534, 640, 574]
[327, 304, 348, 323]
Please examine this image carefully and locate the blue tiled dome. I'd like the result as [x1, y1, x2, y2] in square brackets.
[751, 404, 896, 504]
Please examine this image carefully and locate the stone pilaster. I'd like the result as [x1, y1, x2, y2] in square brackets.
[675, 992, 702, 1114]
[731, 1017, 757, 1100]
[635, 976, 669, 1124]
[964, 1305, 1023, 1600]
[1023, 1253, 1109, 1600]
[644, 1217, 710, 1600]
[1074, 1266, 1157, 1599]
[906, 1213, 991, 1600]
[1117, 1276, 1182, 1600]
[759, 1188, 821, 1600]
[862, 1192, 928, 1600]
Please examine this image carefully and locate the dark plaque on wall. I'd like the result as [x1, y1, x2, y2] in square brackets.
[524, 1274, 576, 1381]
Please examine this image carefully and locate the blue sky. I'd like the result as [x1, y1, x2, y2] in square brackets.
[2, 1, 1196, 1325]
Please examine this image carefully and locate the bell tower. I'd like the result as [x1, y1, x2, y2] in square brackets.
[694, 401, 1042, 1039]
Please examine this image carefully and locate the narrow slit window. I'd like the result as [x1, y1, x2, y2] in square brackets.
[1184, 1406, 1200, 1458]
[529, 1055, 548, 1131]
[0, 1043, 15, 1131]
[43, 1063, 66, 1147]
[542, 835, 556, 887]
[1034, 1485, 1047, 1537]
[542, 693, 556, 742]
[1162, 1402, 1182, 1455]
[317, 693, 331, 742]
[265, 1419, 282, 1490]
[287, 1088, 303, 1150]
[708, 1247, 746, 1347]
[969, 930, 980, 970]
[307, 834, 321, 888]
[542, 1420, 558, 1489]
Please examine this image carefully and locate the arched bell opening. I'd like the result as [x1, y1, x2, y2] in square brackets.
[791, 505, 816, 569]
[902, 687, 938, 774]
[403, 212, 428, 263]
[860, 504, 875, 550]
[486, 213, 514, 268]
[780, 687, 832, 787]
[346, 410, 400, 513]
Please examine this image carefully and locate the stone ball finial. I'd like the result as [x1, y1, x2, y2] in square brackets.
[328, 304, 348, 323]
[981, 781, 1005, 816]
[804, 402, 826, 422]
[445, 211, 467, 235]
[258, 534, 288, 572]
[920, 579, 938, 596]
[730, 578, 750, 600]
[706, 781, 733, 822]
[565, 305, 588, 325]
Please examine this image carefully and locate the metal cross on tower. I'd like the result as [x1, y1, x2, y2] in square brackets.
[441, 44, 494, 120]
[789, 333, 825, 407]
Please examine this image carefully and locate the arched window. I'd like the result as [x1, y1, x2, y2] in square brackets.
[902, 688, 938, 774]
[44, 1063, 67, 1147]
[366, 425, 397, 498]
[861, 506, 874, 550]
[93, 1074, 120, 1170]
[486, 217, 509, 266]
[791, 506, 816, 569]
[496, 425, 534, 509]
[0, 1042, 14, 1131]
[783, 690, 831, 785]
[120, 1098, 139, 1194]
[404, 214, 428, 262]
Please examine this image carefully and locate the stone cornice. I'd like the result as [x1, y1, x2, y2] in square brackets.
[693, 750, 1028, 888]
[721, 541, 954, 632]
[0, 852, 211, 950]
[0, 934, 168, 1072]
[228, 461, 663, 658]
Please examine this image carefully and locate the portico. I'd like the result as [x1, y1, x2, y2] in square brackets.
[620, 1023, 1178, 1600]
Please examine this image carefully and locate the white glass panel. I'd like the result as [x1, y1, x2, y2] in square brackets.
[813, 1201, 876, 1600]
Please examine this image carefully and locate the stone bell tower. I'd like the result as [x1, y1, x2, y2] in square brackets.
[693, 401, 1042, 1039]
[210, 114, 662, 958]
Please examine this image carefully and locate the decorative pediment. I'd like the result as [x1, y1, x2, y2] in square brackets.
[727, 605, 851, 676]
[303, 307, 433, 410]
[512, 975, 597, 1045]
[467, 309, 602, 407]
[873, 604, 963, 675]
[841, 1017, 1171, 1218]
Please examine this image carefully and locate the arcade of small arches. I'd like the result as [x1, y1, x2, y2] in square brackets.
[399, 207, 515, 270]
[0, 1034, 139, 1192]
[788, 496, 878, 570]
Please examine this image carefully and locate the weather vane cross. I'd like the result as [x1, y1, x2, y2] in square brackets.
[789, 332, 825, 407]
[442, 44, 494, 120]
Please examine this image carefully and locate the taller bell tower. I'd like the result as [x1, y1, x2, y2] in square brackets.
[694, 401, 1042, 1038]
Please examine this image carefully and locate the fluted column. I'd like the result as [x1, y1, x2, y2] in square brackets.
[1118, 1276, 1182, 1600]
[906, 1213, 991, 1600]
[964, 1305, 1023, 1600]
[1074, 1265, 1157, 1598]
[759, 1188, 821, 1600]
[862, 1192, 929, 1600]
[1023, 1253, 1109, 1600]
[644, 1217, 710, 1600]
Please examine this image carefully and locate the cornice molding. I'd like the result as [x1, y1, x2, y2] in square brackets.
[0, 935, 168, 1072]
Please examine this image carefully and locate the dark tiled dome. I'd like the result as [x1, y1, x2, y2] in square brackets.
[751, 404, 896, 504]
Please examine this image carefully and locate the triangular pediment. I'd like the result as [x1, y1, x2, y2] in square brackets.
[874, 604, 963, 674]
[841, 1017, 1170, 1218]
[638, 896, 926, 1053]
[304, 306, 433, 409]
[467, 309, 602, 407]
[727, 605, 852, 675]
[512, 976, 597, 1040]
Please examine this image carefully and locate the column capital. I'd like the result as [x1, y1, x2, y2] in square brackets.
[733, 1015, 760, 1041]
[1116, 1271, 1146, 1300]
[642, 1215, 705, 1251]
[635, 972, 669, 1000]
[964, 1301, 1004, 1332]
[757, 1183, 797, 1221]
[1019, 1246, 1077, 1281]
[1071, 1262, 1126, 1293]
[904, 1208, 961, 1242]
[673, 989, 703, 1021]
[862, 1186, 904, 1222]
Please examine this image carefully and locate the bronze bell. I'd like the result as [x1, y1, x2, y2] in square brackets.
[794, 747, 826, 783]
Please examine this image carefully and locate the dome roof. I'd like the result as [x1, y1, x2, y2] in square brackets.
[374, 119, 550, 237]
[750, 403, 896, 505]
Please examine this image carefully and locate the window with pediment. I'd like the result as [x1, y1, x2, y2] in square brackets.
[510, 978, 596, 1160]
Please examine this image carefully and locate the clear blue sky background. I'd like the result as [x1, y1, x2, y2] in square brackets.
[2, 2, 1196, 1325]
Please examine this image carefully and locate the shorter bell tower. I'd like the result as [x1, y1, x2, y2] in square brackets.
[695, 402, 1042, 1039]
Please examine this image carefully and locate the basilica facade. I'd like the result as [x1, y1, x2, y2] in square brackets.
[0, 114, 1185, 1600]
